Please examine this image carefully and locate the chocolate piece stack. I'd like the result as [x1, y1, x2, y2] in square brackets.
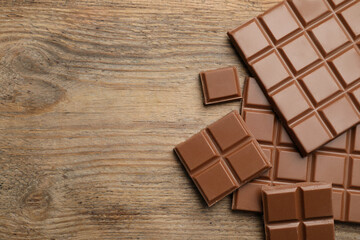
[174, 0, 359, 239]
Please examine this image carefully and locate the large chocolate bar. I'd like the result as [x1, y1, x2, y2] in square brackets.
[228, 0, 360, 156]
[232, 77, 360, 223]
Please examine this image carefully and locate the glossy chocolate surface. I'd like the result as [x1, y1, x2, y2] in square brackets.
[262, 182, 335, 240]
[232, 77, 360, 223]
[228, 0, 360, 156]
[200, 66, 242, 105]
[174, 110, 271, 206]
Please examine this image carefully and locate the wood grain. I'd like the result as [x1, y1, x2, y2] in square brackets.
[0, 0, 359, 239]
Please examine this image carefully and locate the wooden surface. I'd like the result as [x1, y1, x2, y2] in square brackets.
[0, 0, 359, 239]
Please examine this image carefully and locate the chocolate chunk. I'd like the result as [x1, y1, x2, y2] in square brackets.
[200, 66, 242, 105]
[174, 110, 271, 206]
[262, 182, 334, 240]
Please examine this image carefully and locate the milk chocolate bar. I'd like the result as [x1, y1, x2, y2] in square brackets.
[262, 182, 335, 240]
[233, 77, 360, 223]
[228, 0, 360, 156]
[174, 110, 271, 206]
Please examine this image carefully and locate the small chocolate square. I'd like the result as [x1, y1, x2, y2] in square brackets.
[304, 220, 335, 240]
[290, 0, 330, 26]
[226, 141, 268, 182]
[319, 95, 359, 135]
[259, 2, 301, 43]
[227, 19, 271, 59]
[308, 17, 350, 56]
[313, 153, 346, 186]
[175, 131, 218, 172]
[350, 157, 360, 187]
[276, 149, 308, 182]
[263, 187, 299, 222]
[279, 34, 320, 74]
[193, 161, 237, 204]
[301, 184, 333, 219]
[232, 181, 266, 212]
[267, 223, 300, 240]
[200, 67, 241, 105]
[298, 64, 341, 106]
[338, 1, 360, 39]
[251, 51, 291, 90]
[207, 111, 248, 151]
[271, 82, 312, 122]
[347, 192, 360, 222]
[243, 111, 275, 143]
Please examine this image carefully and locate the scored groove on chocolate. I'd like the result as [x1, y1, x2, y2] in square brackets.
[262, 182, 335, 240]
[174, 111, 271, 206]
[228, 0, 360, 155]
[232, 77, 360, 223]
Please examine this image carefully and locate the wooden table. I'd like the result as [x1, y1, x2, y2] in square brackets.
[0, 0, 359, 239]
